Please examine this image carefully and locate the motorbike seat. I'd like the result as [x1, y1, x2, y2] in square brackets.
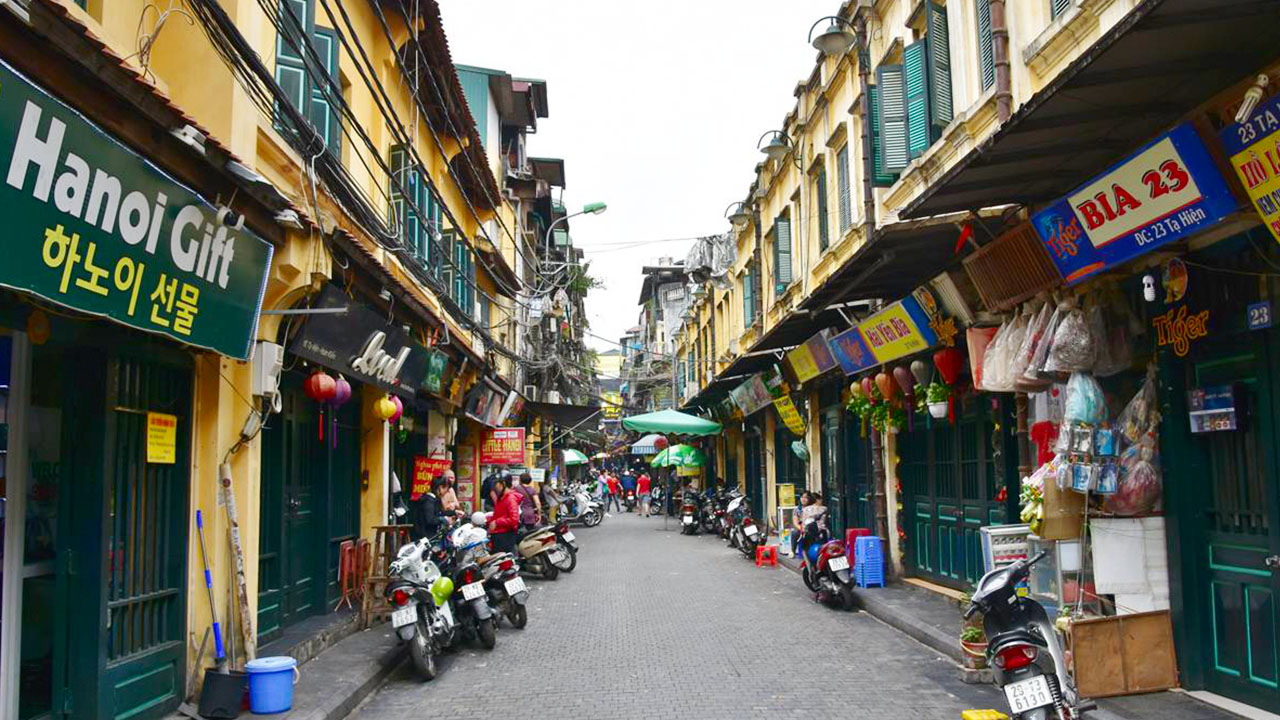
[987, 627, 1047, 652]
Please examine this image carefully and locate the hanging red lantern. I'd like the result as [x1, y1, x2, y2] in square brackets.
[875, 371, 896, 402]
[304, 369, 337, 402]
[654, 436, 669, 451]
[933, 348, 964, 387]
[893, 365, 916, 431]
[860, 376, 874, 400]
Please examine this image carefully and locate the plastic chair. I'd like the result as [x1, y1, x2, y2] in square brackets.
[755, 545, 779, 567]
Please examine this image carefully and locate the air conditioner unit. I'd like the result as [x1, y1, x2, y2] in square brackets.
[523, 384, 538, 401]
[545, 390, 562, 404]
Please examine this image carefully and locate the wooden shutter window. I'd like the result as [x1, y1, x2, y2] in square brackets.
[976, 0, 995, 91]
[904, 41, 930, 161]
[837, 145, 852, 232]
[310, 28, 341, 158]
[774, 216, 793, 294]
[388, 145, 407, 245]
[1050, 0, 1072, 19]
[816, 167, 830, 251]
[742, 268, 754, 327]
[875, 65, 909, 173]
[870, 84, 898, 187]
[927, 2, 954, 133]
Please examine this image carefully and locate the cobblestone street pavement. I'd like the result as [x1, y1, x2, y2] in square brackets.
[350, 511, 1002, 719]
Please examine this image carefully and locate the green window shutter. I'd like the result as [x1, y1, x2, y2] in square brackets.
[816, 167, 830, 251]
[875, 64, 908, 173]
[742, 268, 754, 326]
[440, 230, 454, 295]
[469, 250, 477, 317]
[837, 145, 852, 232]
[453, 240, 466, 306]
[976, 0, 995, 91]
[1050, 0, 1071, 19]
[774, 215, 792, 295]
[388, 145, 407, 245]
[904, 41, 930, 161]
[927, 2, 954, 133]
[310, 28, 341, 158]
[870, 84, 897, 187]
[275, 0, 310, 121]
[406, 168, 423, 260]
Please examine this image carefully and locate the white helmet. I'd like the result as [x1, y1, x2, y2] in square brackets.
[470, 511, 488, 528]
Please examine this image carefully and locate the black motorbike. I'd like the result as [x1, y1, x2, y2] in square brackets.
[679, 491, 702, 535]
[964, 551, 1096, 719]
[435, 537, 498, 650]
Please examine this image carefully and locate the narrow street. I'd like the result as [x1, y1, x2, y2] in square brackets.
[349, 512, 999, 719]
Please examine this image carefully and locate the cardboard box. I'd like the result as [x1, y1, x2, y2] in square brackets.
[1040, 475, 1086, 540]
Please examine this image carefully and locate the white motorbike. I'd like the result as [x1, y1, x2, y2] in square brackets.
[385, 537, 458, 680]
[557, 483, 603, 527]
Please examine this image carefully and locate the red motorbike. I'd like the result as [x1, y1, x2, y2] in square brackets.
[800, 537, 855, 610]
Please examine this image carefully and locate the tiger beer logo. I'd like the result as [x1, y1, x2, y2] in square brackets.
[1153, 305, 1209, 357]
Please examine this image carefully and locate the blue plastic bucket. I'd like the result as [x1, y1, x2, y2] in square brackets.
[245, 656, 299, 714]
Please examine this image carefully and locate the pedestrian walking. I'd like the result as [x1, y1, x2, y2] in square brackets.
[637, 470, 652, 517]
[513, 472, 542, 530]
[606, 472, 622, 513]
[489, 476, 521, 554]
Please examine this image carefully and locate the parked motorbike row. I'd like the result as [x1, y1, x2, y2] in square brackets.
[675, 487, 770, 562]
[383, 504, 597, 681]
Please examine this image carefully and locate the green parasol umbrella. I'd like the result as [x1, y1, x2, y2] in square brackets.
[621, 409, 721, 436]
[649, 447, 673, 467]
[665, 444, 706, 467]
[563, 449, 589, 466]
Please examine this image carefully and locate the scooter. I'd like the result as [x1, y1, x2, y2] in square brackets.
[735, 501, 763, 559]
[549, 520, 578, 573]
[623, 488, 637, 512]
[679, 492, 702, 535]
[385, 536, 458, 680]
[515, 524, 565, 580]
[557, 483, 603, 527]
[440, 523, 498, 650]
[965, 551, 1096, 720]
[799, 535, 855, 610]
[717, 489, 742, 539]
[482, 551, 528, 628]
[699, 489, 720, 534]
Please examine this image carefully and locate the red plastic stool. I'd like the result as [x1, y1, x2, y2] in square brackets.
[755, 545, 778, 567]
[846, 528, 872, 565]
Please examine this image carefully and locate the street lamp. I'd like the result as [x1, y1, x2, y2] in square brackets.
[724, 201, 750, 229]
[757, 130, 791, 163]
[543, 202, 608, 257]
[808, 16, 857, 56]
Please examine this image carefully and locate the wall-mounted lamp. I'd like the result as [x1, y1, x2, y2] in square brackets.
[724, 201, 751, 229]
[757, 130, 792, 164]
[807, 16, 858, 57]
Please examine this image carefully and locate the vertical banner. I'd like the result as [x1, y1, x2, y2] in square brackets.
[455, 444, 477, 512]
[1220, 93, 1280, 243]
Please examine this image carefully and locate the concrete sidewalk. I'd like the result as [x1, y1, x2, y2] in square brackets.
[775, 553, 1244, 719]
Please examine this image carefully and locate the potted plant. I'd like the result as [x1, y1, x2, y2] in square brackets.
[926, 381, 950, 419]
[960, 624, 988, 669]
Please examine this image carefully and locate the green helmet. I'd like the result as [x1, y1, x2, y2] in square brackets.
[430, 576, 454, 607]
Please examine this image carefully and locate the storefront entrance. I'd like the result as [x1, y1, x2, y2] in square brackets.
[744, 421, 764, 523]
[257, 370, 360, 643]
[900, 395, 1014, 590]
[2, 325, 192, 720]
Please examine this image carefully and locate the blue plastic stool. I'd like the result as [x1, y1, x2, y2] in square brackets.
[246, 656, 299, 714]
[854, 536, 885, 588]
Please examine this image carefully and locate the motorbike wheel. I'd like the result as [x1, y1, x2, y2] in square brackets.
[409, 625, 438, 680]
[555, 544, 577, 573]
[702, 517, 717, 534]
[585, 509, 602, 527]
[507, 603, 528, 629]
[840, 585, 856, 611]
[476, 617, 497, 650]
[801, 566, 819, 592]
[543, 562, 560, 581]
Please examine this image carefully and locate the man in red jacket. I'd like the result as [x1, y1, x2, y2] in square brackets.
[488, 476, 522, 553]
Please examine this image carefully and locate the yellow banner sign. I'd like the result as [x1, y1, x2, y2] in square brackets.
[146, 412, 177, 464]
[773, 394, 806, 436]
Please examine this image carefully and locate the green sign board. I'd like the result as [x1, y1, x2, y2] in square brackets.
[0, 59, 272, 359]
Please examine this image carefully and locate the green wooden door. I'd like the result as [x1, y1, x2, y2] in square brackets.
[745, 422, 763, 520]
[900, 395, 1012, 589]
[101, 354, 191, 720]
[841, 415, 874, 532]
[1176, 338, 1280, 710]
[821, 407, 845, 535]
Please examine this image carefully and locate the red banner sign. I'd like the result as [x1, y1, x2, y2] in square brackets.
[480, 427, 526, 465]
[411, 455, 453, 499]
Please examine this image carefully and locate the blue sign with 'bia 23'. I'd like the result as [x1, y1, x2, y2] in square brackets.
[1032, 123, 1238, 285]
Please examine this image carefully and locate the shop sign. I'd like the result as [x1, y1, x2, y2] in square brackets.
[146, 411, 177, 464]
[480, 427, 525, 465]
[729, 374, 773, 416]
[291, 285, 435, 397]
[0, 60, 273, 359]
[828, 325, 877, 375]
[1219, 92, 1280, 243]
[860, 295, 938, 364]
[411, 455, 452, 497]
[1153, 305, 1210, 357]
[778, 483, 796, 507]
[455, 444, 477, 511]
[773, 393, 806, 435]
[786, 330, 838, 384]
[529, 467, 546, 484]
[1033, 122, 1237, 285]
[465, 380, 510, 426]
[601, 391, 623, 420]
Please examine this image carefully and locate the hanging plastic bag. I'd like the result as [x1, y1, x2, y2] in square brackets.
[995, 312, 1029, 392]
[1063, 371, 1105, 425]
[1105, 441, 1162, 515]
[1045, 302, 1098, 374]
[1027, 303, 1064, 382]
[1118, 371, 1159, 446]
[967, 326, 1001, 391]
[981, 317, 1014, 392]
[1013, 302, 1052, 391]
[1095, 288, 1134, 377]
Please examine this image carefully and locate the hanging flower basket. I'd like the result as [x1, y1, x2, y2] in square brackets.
[928, 402, 949, 419]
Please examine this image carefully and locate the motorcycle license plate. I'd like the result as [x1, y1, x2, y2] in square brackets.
[504, 577, 526, 595]
[828, 556, 850, 572]
[562, 532, 576, 543]
[744, 525, 758, 538]
[1004, 675, 1053, 713]
[461, 582, 485, 601]
[391, 604, 417, 628]
[549, 549, 567, 563]
[682, 515, 694, 525]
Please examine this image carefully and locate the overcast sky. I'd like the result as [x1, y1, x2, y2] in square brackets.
[438, 0, 836, 353]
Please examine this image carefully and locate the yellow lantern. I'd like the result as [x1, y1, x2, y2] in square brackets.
[374, 394, 398, 422]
